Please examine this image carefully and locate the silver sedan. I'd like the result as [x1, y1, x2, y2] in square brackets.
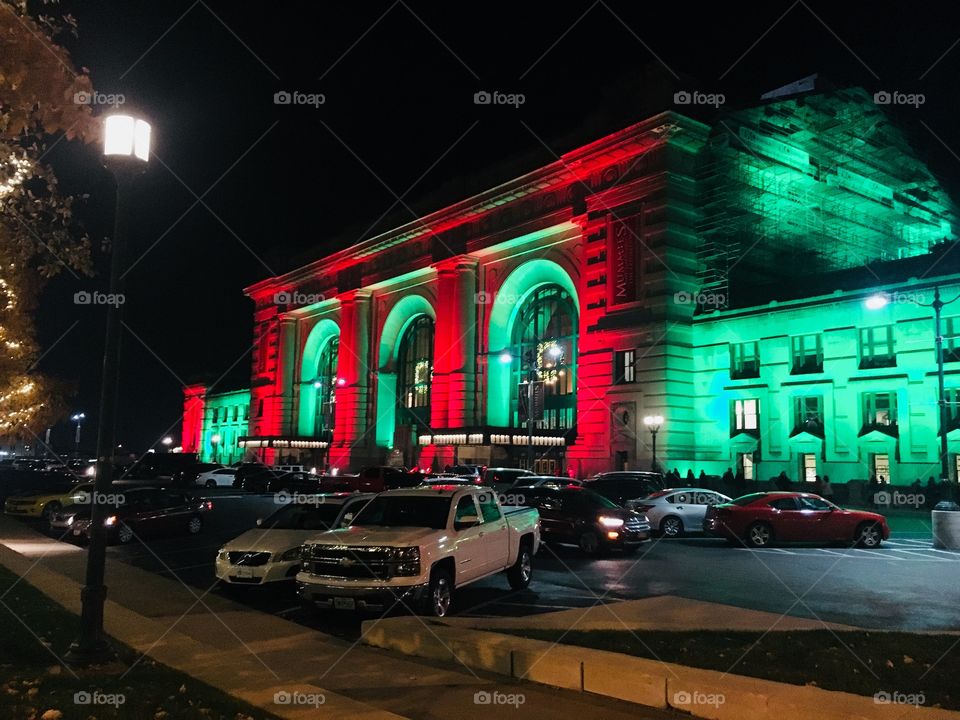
[627, 488, 732, 538]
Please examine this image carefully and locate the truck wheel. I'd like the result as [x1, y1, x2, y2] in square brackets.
[507, 544, 533, 590]
[424, 566, 453, 617]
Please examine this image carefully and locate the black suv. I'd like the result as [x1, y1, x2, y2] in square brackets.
[583, 471, 665, 507]
[511, 485, 650, 555]
[240, 470, 322, 495]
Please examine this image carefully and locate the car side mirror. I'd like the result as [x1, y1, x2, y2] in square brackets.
[340, 512, 354, 526]
[455, 515, 479, 530]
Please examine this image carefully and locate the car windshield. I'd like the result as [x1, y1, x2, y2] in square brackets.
[264, 502, 342, 530]
[351, 495, 452, 529]
[567, 489, 620, 510]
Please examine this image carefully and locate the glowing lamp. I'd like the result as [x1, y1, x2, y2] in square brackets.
[865, 293, 889, 310]
[336, 377, 347, 386]
[498, 352, 513, 364]
[104, 115, 151, 162]
[643, 415, 664, 431]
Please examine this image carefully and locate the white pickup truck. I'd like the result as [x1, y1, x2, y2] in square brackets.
[297, 485, 540, 617]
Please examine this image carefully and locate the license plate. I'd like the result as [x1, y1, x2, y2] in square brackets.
[333, 597, 356, 610]
[235, 566, 253, 578]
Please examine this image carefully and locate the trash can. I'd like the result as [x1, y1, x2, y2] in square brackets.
[931, 501, 960, 549]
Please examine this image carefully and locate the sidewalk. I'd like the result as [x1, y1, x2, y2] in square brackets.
[0, 515, 678, 720]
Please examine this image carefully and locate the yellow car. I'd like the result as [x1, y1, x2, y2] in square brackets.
[4, 482, 94, 521]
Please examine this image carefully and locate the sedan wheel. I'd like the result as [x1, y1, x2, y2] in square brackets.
[42, 501, 61, 522]
[117, 523, 135, 544]
[205, 479, 217, 488]
[578, 531, 601, 555]
[855, 522, 882, 548]
[746, 522, 774, 548]
[187, 516, 203, 535]
[660, 516, 683, 538]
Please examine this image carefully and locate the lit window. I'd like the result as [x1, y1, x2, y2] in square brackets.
[791, 334, 823, 374]
[860, 326, 895, 369]
[732, 399, 758, 433]
[800, 453, 817, 483]
[730, 342, 759, 379]
[862, 392, 896, 428]
[738, 452, 754, 480]
[398, 316, 433, 416]
[614, 349, 636, 384]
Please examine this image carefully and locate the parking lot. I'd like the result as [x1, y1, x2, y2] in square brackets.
[21, 492, 956, 636]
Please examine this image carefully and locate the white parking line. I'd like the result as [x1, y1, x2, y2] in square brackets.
[886, 548, 953, 561]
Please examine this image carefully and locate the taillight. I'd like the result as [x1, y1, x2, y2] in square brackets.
[204, 501, 214, 511]
[634, 504, 655, 513]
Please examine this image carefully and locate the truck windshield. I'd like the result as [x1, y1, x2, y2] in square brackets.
[351, 495, 452, 529]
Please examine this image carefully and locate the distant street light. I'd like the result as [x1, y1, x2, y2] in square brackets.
[70, 412, 85, 456]
[643, 415, 664, 472]
[66, 113, 150, 666]
[161, 436, 173, 452]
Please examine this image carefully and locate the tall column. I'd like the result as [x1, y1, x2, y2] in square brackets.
[431, 257, 479, 428]
[330, 290, 374, 469]
[276, 316, 298, 439]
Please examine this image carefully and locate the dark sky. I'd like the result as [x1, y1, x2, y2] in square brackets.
[33, 0, 960, 455]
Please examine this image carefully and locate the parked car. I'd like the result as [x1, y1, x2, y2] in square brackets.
[241, 470, 322, 495]
[629, 488, 732, 538]
[513, 475, 583, 490]
[51, 488, 213, 545]
[196, 466, 238, 488]
[418, 476, 480, 486]
[508, 485, 650, 555]
[484, 467, 534, 490]
[583, 471, 665, 506]
[297, 485, 540, 617]
[444, 464, 485, 478]
[703, 492, 890, 548]
[216, 493, 374, 585]
[4, 481, 94, 520]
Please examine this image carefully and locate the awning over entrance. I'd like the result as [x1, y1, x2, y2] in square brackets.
[239, 434, 331, 450]
[418, 427, 576, 448]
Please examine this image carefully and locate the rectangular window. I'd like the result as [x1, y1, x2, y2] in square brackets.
[862, 392, 897, 428]
[243, 404, 249, 421]
[860, 326, 896, 369]
[738, 452, 754, 481]
[793, 396, 823, 435]
[614, 349, 636, 384]
[730, 342, 760, 379]
[872, 453, 890, 483]
[945, 317, 960, 363]
[233, 406, 239, 422]
[800, 453, 817, 483]
[732, 398, 759, 433]
[791, 334, 823, 374]
[212, 408, 219, 424]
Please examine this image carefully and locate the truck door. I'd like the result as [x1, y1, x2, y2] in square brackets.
[451, 494, 484, 582]
[476, 490, 510, 573]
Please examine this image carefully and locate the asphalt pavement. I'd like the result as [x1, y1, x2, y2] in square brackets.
[24, 491, 957, 636]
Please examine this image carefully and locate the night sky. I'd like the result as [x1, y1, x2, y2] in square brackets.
[33, 1, 960, 455]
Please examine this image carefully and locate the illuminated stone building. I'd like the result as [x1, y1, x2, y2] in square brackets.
[183, 85, 960, 483]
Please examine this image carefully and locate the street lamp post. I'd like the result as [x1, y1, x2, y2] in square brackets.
[71, 412, 85, 456]
[65, 114, 150, 665]
[643, 415, 664, 472]
[866, 287, 960, 489]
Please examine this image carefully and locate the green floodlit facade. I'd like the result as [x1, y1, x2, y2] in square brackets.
[183, 85, 960, 483]
[193, 389, 249, 464]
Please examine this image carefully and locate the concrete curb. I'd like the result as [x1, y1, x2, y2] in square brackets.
[361, 617, 958, 720]
[0, 541, 405, 720]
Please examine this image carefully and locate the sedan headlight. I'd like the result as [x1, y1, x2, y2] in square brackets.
[278, 547, 301, 562]
[598, 516, 624, 528]
[217, 549, 228, 561]
[104, 515, 118, 527]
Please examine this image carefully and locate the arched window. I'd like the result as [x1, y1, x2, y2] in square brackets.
[509, 285, 577, 430]
[313, 337, 339, 435]
[397, 315, 434, 429]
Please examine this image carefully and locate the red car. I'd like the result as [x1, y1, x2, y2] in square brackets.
[703, 492, 889, 548]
